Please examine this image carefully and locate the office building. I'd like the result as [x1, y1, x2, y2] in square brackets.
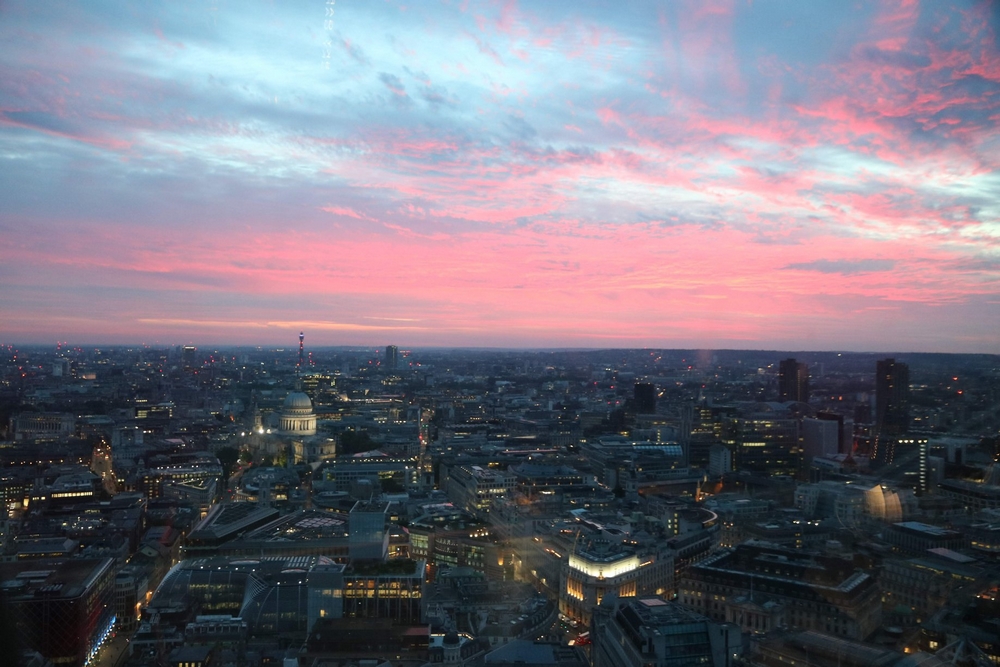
[883, 521, 966, 555]
[882, 550, 988, 620]
[801, 418, 840, 466]
[679, 543, 881, 640]
[634, 383, 656, 414]
[592, 597, 741, 667]
[342, 559, 425, 623]
[722, 417, 800, 475]
[349, 500, 390, 560]
[755, 631, 920, 667]
[315, 455, 419, 493]
[386, 345, 399, 371]
[778, 359, 809, 403]
[709, 444, 732, 477]
[875, 358, 909, 437]
[446, 465, 515, 519]
[0, 558, 116, 667]
[561, 538, 674, 625]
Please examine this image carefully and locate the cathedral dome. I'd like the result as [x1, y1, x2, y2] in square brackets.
[279, 391, 316, 437]
[283, 392, 313, 412]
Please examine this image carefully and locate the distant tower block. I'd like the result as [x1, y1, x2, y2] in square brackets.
[634, 382, 656, 414]
[876, 358, 909, 437]
[778, 358, 810, 403]
[181, 345, 197, 369]
[385, 345, 399, 371]
[298, 331, 305, 369]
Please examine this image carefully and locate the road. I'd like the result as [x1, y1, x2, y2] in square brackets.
[93, 631, 131, 667]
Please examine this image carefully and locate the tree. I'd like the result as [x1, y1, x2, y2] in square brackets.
[338, 430, 376, 456]
[381, 477, 405, 493]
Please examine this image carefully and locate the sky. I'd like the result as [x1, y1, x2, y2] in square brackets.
[1, 1, 999, 353]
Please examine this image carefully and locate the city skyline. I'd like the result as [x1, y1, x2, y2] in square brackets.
[2, 1, 999, 352]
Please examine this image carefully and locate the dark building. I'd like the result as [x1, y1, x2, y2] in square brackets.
[755, 631, 917, 667]
[875, 358, 909, 437]
[778, 359, 809, 403]
[0, 558, 116, 667]
[722, 417, 800, 475]
[591, 597, 741, 667]
[633, 383, 657, 414]
[386, 345, 399, 371]
[883, 521, 966, 555]
[180, 345, 197, 369]
[871, 359, 911, 468]
[679, 543, 881, 640]
[307, 618, 429, 658]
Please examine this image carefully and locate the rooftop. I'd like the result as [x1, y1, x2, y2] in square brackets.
[0, 557, 114, 600]
[893, 521, 962, 537]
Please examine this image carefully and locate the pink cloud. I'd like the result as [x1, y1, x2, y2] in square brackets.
[320, 206, 373, 220]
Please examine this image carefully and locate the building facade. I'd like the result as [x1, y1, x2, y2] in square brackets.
[561, 540, 674, 625]
[592, 597, 741, 667]
[679, 543, 881, 640]
[1, 558, 116, 667]
[779, 359, 810, 403]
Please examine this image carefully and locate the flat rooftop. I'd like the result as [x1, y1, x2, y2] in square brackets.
[0, 557, 113, 600]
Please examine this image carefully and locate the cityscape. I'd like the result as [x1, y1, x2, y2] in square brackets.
[2, 0, 1000, 666]
[1, 342, 999, 667]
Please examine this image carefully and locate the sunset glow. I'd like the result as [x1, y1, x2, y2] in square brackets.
[1, 1, 998, 350]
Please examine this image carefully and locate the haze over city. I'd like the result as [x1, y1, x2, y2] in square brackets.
[2, 1, 999, 351]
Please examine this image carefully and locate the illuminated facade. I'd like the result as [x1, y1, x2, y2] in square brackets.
[342, 559, 426, 623]
[560, 541, 674, 624]
[147, 556, 352, 637]
[869, 436, 927, 472]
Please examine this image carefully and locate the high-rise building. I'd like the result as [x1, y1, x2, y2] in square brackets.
[870, 359, 911, 469]
[875, 359, 909, 437]
[181, 345, 197, 368]
[778, 359, 809, 403]
[633, 383, 656, 414]
[385, 345, 399, 371]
